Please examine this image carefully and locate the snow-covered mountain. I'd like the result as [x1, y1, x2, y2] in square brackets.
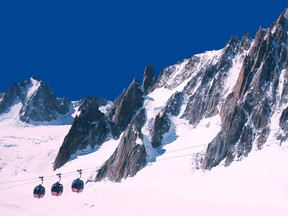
[92, 8, 288, 181]
[0, 76, 74, 124]
[1, 8, 288, 216]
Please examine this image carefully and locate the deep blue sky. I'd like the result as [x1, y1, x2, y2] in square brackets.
[0, 1, 287, 101]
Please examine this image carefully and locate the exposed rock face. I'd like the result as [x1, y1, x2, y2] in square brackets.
[53, 79, 146, 170]
[0, 78, 41, 114]
[0, 83, 24, 113]
[165, 92, 184, 116]
[142, 64, 156, 93]
[108, 79, 145, 137]
[19, 82, 71, 123]
[151, 33, 252, 129]
[95, 108, 147, 182]
[201, 9, 288, 169]
[181, 35, 251, 125]
[151, 109, 171, 148]
[77, 96, 108, 113]
[150, 92, 183, 148]
[277, 107, 288, 143]
[0, 77, 72, 123]
[280, 108, 288, 132]
[53, 97, 111, 170]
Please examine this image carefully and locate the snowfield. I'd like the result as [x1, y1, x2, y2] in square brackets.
[1, 105, 288, 216]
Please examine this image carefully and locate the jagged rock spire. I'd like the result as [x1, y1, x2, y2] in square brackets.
[108, 79, 145, 137]
[53, 97, 111, 170]
[240, 32, 252, 51]
[0, 77, 72, 123]
[142, 64, 156, 93]
[95, 108, 147, 182]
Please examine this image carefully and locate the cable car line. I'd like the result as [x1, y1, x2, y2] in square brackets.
[0, 180, 39, 191]
[164, 143, 208, 154]
[0, 167, 100, 191]
[157, 153, 195, 161]
[0, 137, 285, 194]
[0, 166, 100, 185]
[1, 137, 283, 187]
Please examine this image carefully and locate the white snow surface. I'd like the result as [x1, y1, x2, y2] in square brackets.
[26, 77, 41, 99]
[1, 85, 288, 216]
[99, 101, 113, 114]
[194, 49, 223, 65]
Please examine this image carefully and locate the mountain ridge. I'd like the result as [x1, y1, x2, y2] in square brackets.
[0, 77, 75, 124]
[0, 8, 288, 182]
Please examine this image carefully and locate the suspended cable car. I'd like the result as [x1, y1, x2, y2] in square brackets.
[33, 176, 45, 198]
[51, 173, 63, 196]
[71, 169, 84, 193]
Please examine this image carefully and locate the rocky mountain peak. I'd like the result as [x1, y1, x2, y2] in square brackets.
[275, 8, 288, 28]
[0, 77, 72, 124]
[53, 96, 111, 170]
[270, 9, 288, 44]
[226, 35, 239, 49]
[142, 64, 156, 93]
[95, 108, 147, 182]
[240, 32, 252, 51]
[30, 74, 39, 81]
[54, 77, 147, 170]
[109, 79, 145, 137]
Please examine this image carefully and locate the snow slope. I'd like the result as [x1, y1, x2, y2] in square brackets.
[1, 83, 288, 216]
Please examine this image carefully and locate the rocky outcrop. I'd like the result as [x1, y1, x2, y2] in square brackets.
[277, 107, 288, 143]
[202, 9, 288, 169]
[280, 107, 288, 133]
[0, 76, 72, 123]
[165, 92, 184, 116]
[0, 80, 32, 114]
[142, 64, 156, 93]
[181, 35, 252, 126]
[19, 81, 72, 123]
[53, 77, 146, 171]
[150, 92, 183, 148]
[95, 108, 147, 182]
[108, 79, 145, 138]
[53, 97, 111, 170]
[151, 109, 171, 149]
